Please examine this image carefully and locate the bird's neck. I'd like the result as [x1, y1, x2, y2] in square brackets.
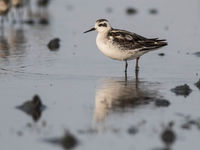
[97, 29, 111, 39]
[97, 32, 108, 44]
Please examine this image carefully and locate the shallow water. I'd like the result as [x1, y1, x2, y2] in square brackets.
[0, 0, 200, 150]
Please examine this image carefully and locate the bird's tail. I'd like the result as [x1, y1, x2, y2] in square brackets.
[140, 38, 168, 51]
[154, 39, 168, 47]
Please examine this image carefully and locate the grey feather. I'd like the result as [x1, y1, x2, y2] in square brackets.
[107, 29, 167, 51]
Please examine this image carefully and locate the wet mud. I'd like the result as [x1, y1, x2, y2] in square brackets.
[171, 84, 192, 97]
[1, 0, 200, 150]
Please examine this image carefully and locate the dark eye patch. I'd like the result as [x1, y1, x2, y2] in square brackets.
[98, 23, 107, 27]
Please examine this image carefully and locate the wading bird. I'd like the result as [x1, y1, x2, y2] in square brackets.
[84, 19, 167, 76]
[0, 0, 10, 27]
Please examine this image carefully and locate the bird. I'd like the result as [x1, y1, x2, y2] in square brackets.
[37, 0, 51, 24]
[0, 0, 10, 27]
[11, 0, 27, 23]
[84, 19, 167, 75]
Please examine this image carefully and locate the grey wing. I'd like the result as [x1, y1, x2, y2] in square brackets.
[108, 29, 167, 51]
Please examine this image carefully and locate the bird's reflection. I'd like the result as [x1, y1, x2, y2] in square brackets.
[94, 75, 160, 123]
[0, 34, 10, 58]
[0, 26, 27, 63]
[8, 25, 26, 54]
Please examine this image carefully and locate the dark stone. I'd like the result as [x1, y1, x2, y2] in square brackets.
[23, 19, 35, 25]
[127, 126, 138, 135]
[158, 53, 165, 56]
[149, 8, 158, 15]
[194, 52, 200, 57]
[17, 131, 23, 136]
[126, 7, 137, 15]
[181, 123, 191, 130]
[16, 95, 46, 121]
[195, 79, 200, 90]
[181, 118, 200, 130]
[37, 0, 50, 7]
[45, 131, 78, 150]
[196, 119, 200, 129]
[39, 18, 49, 25]
[161, 128, 176, 146]
[47, 38, 60, 51]
[171, 84, 192, 97]
[155, 99, 170, 107]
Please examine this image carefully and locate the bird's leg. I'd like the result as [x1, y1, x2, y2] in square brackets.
[27, 0, 33, 22]
[0, 17, 4, 30]
[17, 9, 23, 23]
[125, 60, 128, 73]
[0, 17, 4, 36]
[135, 57, 140, 71]
[19, 8, 24, 24]
[38, 7, 42, 18]
[124, 60, 128, 79]
[10, 9, 16, 24]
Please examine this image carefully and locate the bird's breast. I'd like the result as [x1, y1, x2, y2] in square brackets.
[96, 34, 125, 61]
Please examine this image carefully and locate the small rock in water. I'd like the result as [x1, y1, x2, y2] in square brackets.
[170, 84, 192, 97]
[37, 0, 51, 7]
[39, 18, 49, 25]
[181, 119, 196, 130]
[149, 8, 158, 15]
[127, 126, 138, 135]
[194, 52, 200, 57]
[196, 119, 200, 129]
[158, 53, 165, 56]
[23, 19, 35, 25]
[17, 131, 23, 136]
[16, 95, 46, 121]
[181, 123, 191, 130]
[47, 38, 61, 51]
[45, 131, 78, 150]
[161, 123, 176, 147]
[155, 99, 170, 107]
[179, 114, 200, 130]
[195, 79, 200, 90]
[126, 7, 137, 15]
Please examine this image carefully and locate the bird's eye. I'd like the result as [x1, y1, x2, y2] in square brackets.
[98, 23, 107, 27]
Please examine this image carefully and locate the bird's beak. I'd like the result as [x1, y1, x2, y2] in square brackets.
[83, 27, 96, 33]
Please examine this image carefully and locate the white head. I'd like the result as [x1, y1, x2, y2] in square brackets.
[84, 19, 112, 34]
